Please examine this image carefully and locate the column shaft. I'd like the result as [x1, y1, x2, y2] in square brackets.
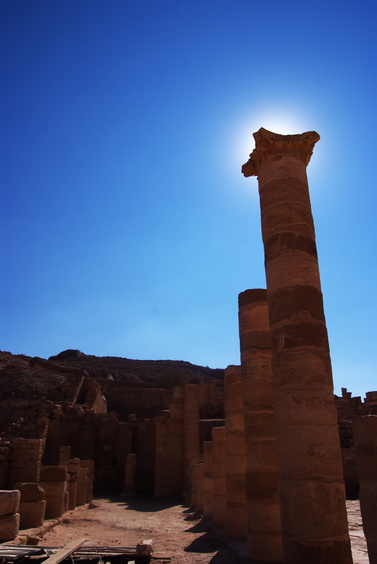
[239, 289, 283, 563]
[224, 365, 247, 539]
[183, 383, 200, 502]
[212, 426, 226, 526]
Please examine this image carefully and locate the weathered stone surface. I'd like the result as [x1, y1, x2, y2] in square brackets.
[0, 489, 20, 516]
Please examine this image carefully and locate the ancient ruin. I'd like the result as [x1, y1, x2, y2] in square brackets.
[0, 128, 376, 564]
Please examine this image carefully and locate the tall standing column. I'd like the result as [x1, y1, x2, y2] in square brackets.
[242, 128, 352, 563]
[239, 289, 282, 563]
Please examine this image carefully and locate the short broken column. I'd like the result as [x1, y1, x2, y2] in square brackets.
[0, 490, 20, 541]
[66, 458, 80, 510]
[224, 365, 247, 539]
[76, 467, 88, 506]
[80, 460, 94, 503]
[193, 460, 204, 515]
[154, 387, 184, 498]
[18, 483, 46, 528]
[39, 466, 69, 519]
[238, 289, 283, 562]
[123, 453, 137, 496]
[183, 383, 200, 501]
[353, 415, 377, 564]
[203, 441, 213, 520]
[242, 128, 352, 563]
[211, 427, 226, 526]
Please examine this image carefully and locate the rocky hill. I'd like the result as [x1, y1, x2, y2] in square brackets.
[0, 349, 225, 434]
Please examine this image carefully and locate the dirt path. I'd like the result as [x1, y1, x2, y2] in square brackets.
[38, 496, 248, 563]
[37, 496, 369, 564]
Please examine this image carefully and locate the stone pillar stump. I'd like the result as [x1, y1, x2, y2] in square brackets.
[239, 289, 283, 562]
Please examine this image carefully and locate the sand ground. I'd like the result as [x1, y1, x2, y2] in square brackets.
[37, 496, 369, 564]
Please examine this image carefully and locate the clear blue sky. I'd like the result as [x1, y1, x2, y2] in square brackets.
[1, 0, 376, 398]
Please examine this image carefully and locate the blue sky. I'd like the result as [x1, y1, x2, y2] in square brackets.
[1, 0, 376, 398]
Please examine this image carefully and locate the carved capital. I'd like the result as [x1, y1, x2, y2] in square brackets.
[241, 127, 320, 177]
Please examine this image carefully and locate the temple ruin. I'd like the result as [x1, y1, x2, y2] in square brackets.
[1, 128, 377, 563]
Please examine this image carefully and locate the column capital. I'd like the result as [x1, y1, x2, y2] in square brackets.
[241, 127, 320, 177]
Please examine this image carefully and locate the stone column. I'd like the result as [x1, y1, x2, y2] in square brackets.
[211, 426, 226, 526]
[224, 365, 247, 539]
[238, 289, 283, 563]
[183, 383, 200, 502]
[242, 128, 352, 563]
[353, 415, 377, 564]
[154, 387, 184, 498]
[203, 441, 213, 519]
[194, 460, 205, 514]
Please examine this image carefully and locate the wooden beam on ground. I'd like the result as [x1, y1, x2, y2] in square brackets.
[42, 538, 88, 564]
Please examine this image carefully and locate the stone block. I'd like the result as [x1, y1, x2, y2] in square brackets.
[0, 490, 20, 516]
[0, 512, 20, 541]
[19, 500, 46, 529]
[136, 539, 154, 556]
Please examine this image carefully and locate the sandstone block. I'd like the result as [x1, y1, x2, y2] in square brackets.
[0, 513, 20, 541]
[0, 490, 20, 516]
[136, 539, 154, 556]
[19, 500, 46, 528]
[17, 483, 45, 502]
